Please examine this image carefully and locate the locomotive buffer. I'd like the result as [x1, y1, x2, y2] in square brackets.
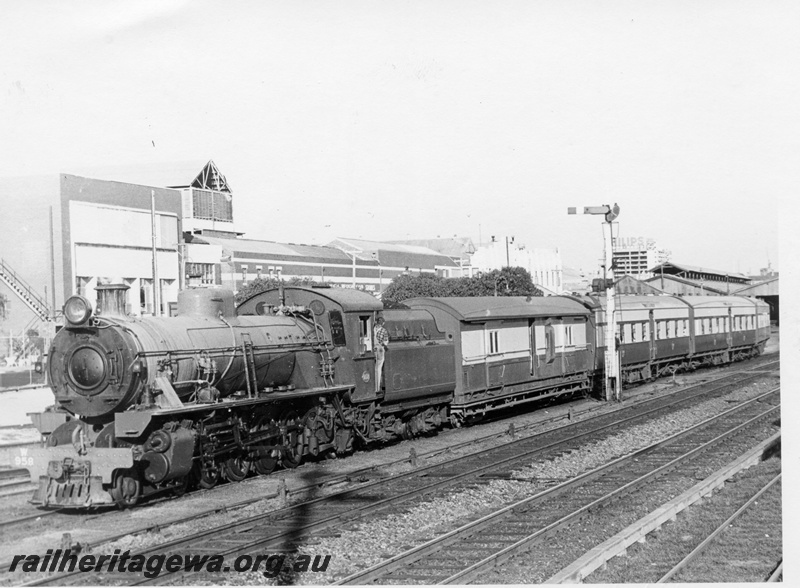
[568, 203, 621, 402]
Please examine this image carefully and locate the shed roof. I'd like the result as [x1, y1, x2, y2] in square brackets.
[403, 296, 590, 321]
[650, 262, 749, 282]
[328, 238, 458, 268]
[66, 159, 211, 191]
[614, 275, 665, 295]
[385, 237, 476, 259]
[734, 277, 779, 297]
[643, 274, 729, 295]
[191, 235, 353, 262]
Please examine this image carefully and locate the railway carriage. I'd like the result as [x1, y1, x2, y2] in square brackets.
[592, 296, 694, 383]
[590, 294, 770, 385]
[682, 296, 770, 363]
[403, 296, 594, 423]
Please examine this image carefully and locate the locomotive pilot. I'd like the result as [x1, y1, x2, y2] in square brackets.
[374, 316, 389, 392]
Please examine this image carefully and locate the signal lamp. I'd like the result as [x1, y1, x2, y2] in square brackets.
[64, 295, 93, 326]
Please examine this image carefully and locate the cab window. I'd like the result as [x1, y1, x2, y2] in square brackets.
[328, 311, 347, 347]
[359, 316, 373, 353]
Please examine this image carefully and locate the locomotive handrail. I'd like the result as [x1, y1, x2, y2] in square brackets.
[132, 341, 322, 357]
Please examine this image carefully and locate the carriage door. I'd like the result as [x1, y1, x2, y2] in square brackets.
[533, 320, 557, 379]
[648, 310, 657, 362]
[726, 308, 733, 349]
[350, 315, 377, 402]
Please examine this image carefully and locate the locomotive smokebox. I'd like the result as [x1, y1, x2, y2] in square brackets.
[95, 284, 130, 318]
[177, 287, 236, 318]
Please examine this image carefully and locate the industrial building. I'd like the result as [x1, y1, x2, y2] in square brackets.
[0, 161, 461, 336]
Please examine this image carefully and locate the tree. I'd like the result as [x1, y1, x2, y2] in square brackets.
[381, 267, 542, 306]
[0, 293, 7, 320]
[380, 274, 449, 307]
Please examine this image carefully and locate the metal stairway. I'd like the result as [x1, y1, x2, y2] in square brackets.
[0, 258, 52, 321]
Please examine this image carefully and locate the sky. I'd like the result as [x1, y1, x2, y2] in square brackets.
[1, 1, 796, 277]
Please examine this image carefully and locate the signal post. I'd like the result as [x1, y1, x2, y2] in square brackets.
[568, 203, 621, 402]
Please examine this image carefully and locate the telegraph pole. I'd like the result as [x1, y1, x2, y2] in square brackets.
[151, 190, 161, 316]
[568, 203, 621, 401]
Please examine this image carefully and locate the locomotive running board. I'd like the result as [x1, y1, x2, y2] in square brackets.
[158, 384, 353, 414]
[115, 385, 354, 437]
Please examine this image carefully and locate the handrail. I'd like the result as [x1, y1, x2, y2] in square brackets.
[0, 258, 52, 320]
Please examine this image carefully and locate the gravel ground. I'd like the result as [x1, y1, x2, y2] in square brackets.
[168, 376, 778, 585]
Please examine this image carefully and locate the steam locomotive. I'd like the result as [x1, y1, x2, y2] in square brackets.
[21, 283, 770, 508]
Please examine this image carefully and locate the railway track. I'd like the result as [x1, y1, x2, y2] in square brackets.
[15, 364, 778, 586]
[0, 355, 777, 543]
[338, 387, 779, 584]
[655, 472, 781, 583]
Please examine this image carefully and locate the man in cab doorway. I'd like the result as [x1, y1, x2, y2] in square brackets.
[374, 316, 389, 392]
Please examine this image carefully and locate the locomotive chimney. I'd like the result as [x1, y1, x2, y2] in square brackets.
[95, 283, 130, 318]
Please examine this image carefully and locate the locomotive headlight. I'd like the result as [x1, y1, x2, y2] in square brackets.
[64, 295, 93, 326]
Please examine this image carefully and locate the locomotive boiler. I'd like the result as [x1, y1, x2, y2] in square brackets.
[26, 284, 333, 507]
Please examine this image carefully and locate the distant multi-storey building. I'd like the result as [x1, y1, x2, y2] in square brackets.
[611, 236, 671, 279]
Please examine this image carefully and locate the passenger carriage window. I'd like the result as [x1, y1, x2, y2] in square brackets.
[545, 325, 555, 362]
[623, 323, 632, 343]
[642, 322, 650, 341]
[573, 321, 587, 348]
[658, 321, 666, 340]
[704, 318, 710, 334]
[489, 330, 500, 354]
[667, 320, 675, 338]
[534, 325, 546, 354]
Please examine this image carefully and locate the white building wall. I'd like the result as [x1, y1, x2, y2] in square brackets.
[470, 241, 563, 293]
[69, 201, 180, 316]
